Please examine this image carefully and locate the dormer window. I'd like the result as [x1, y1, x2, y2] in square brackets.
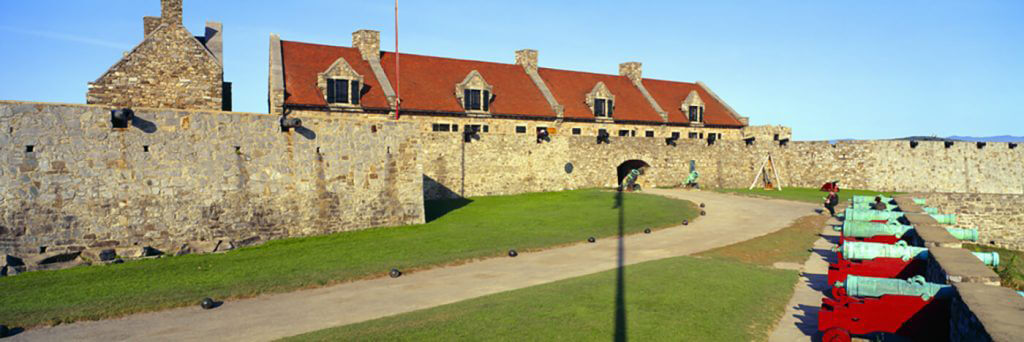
[455, 70, 494, 115]
[462, 89, 490, 111]
[317, 57, 364, 108]
[687, 105, 703, 122]
[327, 78, 360, 104]
[594, 98, 614, 118]
[682, 90, 705, 125]
[586, 82, 616, 120]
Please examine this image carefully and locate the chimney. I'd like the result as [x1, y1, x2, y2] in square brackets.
[161, 0, 183, 25]
[619, 62, 642, 82]
[515, 49, 538, 73]
[352, 30, 381, 61]
[143, 16, 162, 36]
[205, 21, 223, 64]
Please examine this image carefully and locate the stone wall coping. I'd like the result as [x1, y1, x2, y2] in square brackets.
[916, 223, 964, 248]
[930, 247, 1001, 285]
[893, 194, 924, 213]
[953, 282, 1024, 342]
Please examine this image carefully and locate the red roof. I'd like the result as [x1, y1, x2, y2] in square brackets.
[281, 41, 391, 109]
[643, 79, 744, 127]
[280, 40, 744, 127]
[537, 68, 663, 122]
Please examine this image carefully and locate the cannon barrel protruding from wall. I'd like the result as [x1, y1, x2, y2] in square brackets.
[834, 221, 978, 242]
[837, 275, 953, 300]
[839, 241, 998, 266]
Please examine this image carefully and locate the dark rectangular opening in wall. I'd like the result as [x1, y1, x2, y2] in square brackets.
[645, 130, 655, 137]
[572, 128, 582, 135]
[618, 130, 629, 137]
[222, 81, 233, 111]
[688, 132, 698, 139]
[432, 123, 452, 132]
[143, 145, 150, 152]
[773, 134, 779, 141]
[671, 132, 680, 139]
[483, 125, 489, 133]
[699, 133, 704, 139]
[515, 126, 527, 134]
[25, 145, 34, 153]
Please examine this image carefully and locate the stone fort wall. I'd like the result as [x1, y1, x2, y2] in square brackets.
[2, 101, 1021, 254]
[417, 130, 1024, 199]
[0, 101, 424, 255]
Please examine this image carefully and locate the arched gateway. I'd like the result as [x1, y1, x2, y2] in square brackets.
[616, 160, 650, 191]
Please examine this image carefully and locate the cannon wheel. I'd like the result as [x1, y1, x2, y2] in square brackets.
[631, 184, 641, 191]
[822, 327, 851, 342]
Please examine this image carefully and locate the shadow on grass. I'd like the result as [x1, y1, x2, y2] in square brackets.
[424, 198, 474, 223]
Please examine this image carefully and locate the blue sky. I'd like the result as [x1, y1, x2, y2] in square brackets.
[1, 1, 1021, 140]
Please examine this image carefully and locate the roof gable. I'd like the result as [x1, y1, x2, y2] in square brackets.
[538, 68, 662, 122]
[92, 23, 222, 85]
[642, 79, 744, 127]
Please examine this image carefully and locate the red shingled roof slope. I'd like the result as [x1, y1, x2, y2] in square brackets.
[376, 52, 555, 116]
[538, 68, 663, 122]
[642, 79, 744, 127]
[281, 41, 391, 109]
[281, 40, 744, 127]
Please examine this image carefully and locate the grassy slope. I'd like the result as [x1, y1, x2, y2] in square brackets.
[716, 187, 902, 205]
[698, 215, 829, 266]
[0, 189, 697, 328]
[964, 244, 1024, 290]
[282, 256, 797, 342]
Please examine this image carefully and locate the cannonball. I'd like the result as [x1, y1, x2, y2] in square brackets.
[700, 210, 706, 216]
[700, 203, 705, 208]
[389, 268, 402, 278]
[683, 220, 689, 225]
[644, 228, 652, 234]
[587, 237, 596, 243]
[200, 297, 216, 310]
[508, 249, 518, 257]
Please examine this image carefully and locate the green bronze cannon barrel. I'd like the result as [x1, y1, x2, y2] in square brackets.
[834, 221, 978, 242]
[923, 207, 938, 215]
[930, 213, 957, 225]
[912, 198, 927, 205]
[844, 208, 905, 222]
[840, 241, 926, 261]
[837, 275, 953, 300]
[945, 227, 978, 242]
[836, 221, 914, 238]
[852, 195, 894, 204]
[850, 202, 900, 211]
[839, 241, 999, 266]
[973, 251, 1000, 267]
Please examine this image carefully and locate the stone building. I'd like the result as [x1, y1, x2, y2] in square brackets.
[269, 30, 788, 142]
[87, 0, 230, 111]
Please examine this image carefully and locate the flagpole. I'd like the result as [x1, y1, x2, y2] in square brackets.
[394, 0, 400, 120]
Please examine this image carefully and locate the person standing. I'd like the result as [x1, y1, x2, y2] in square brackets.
[824, 190, 839, 216]
[870, 196, 887, 210]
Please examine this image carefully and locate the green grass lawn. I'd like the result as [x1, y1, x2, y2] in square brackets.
[281, 256, 797, 342]
[715, 187, 902, 205]
[964, 244, 1024, 291]
[698, 215, 829, 266]
[0, 189, 697, 329]
[283, 214, 829, 341]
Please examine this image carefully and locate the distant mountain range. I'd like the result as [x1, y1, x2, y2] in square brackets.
[896, 135, 1024, 142]
[826, 135, 1023, 143]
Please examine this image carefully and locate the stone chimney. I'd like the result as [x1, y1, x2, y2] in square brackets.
[619, 62, 642, 82]
[161, 0, 183, 25]
[352, 30, 381, 61]
[143, 16, 162, 36]
[205, 21, 223, 64]
[515, 49, 538, 73]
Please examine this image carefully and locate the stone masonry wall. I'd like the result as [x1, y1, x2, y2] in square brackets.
[0, 101, 424, 255]
[86, 23, 223, 110]
[923, 193, 1024, 251]
[416, 132, 1024, 199]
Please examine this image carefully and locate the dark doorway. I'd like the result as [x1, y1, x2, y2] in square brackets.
[617, 159, 650, 190]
